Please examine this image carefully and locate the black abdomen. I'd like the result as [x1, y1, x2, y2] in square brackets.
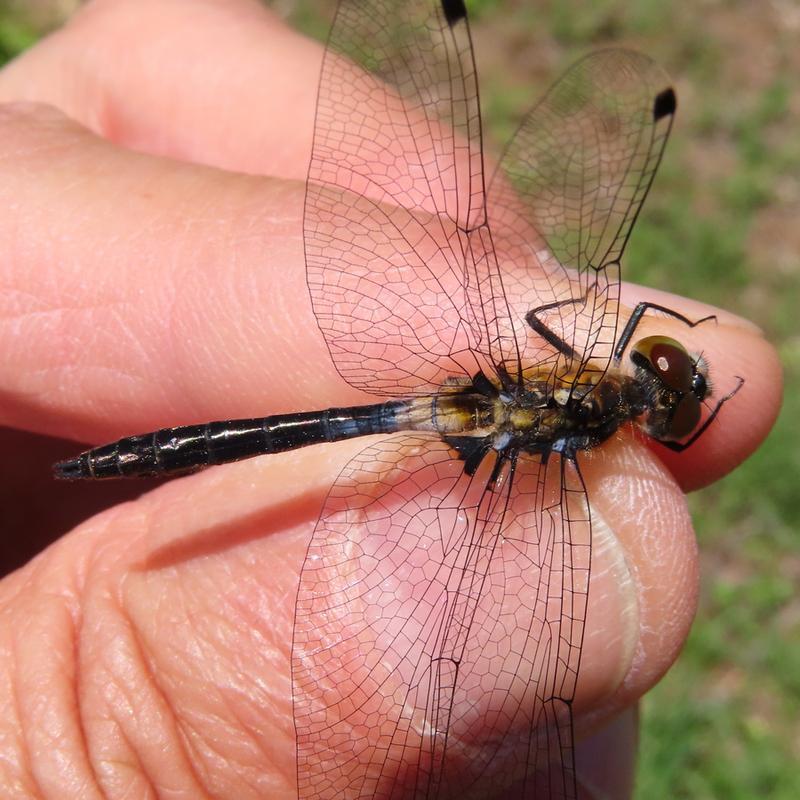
[54, 402, 409, 480]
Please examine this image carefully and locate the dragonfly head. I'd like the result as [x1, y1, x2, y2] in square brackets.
[630, 335, 710, 442]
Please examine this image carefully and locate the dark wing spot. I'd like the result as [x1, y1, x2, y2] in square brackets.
[441, 0, 467, 27]
[653, 87, 677, 120]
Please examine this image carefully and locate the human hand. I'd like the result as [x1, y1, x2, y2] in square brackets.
[0, 1, 781, 798]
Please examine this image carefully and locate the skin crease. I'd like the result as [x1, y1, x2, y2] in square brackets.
[0, 1, 782, 798]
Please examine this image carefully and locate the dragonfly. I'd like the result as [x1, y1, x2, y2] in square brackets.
[54, 1, 743, 797]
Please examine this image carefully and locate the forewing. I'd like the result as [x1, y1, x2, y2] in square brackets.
[488, 50, 676, 388]
[292, 437, 591, 799]
[305, 0, 522, 395]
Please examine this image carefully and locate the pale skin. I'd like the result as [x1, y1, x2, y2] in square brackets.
[0, 1, 783, 798]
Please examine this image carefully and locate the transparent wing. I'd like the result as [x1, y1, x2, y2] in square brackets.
[305, 0, 522, 395]
[487, 49, 676, 390]
[292, 436, 591, 799]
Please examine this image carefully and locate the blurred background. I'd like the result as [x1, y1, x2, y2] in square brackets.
[0, 0, 797, 797]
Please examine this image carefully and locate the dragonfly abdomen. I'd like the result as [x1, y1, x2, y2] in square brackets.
[53, 400, 412, 480]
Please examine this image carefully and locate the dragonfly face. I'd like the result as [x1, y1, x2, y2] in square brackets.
[630, 335, 711, 443]
[53, 0, 744, 796]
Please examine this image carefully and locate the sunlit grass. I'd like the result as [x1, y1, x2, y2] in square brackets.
[0, 11, 37, 64]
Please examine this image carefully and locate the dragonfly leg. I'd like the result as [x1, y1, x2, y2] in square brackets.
[613, 302, 717, 362]
[524, 282, 601, 360]
[525, 298, 582, 359]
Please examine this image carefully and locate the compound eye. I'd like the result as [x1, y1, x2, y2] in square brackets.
[633, 336, 694, 392]
[670, 394, 702, 439]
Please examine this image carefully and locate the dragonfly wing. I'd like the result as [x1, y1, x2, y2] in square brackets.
[487, 50, 676, 387]
[292, 436, 590, 799]
[305, 0, 524, 393]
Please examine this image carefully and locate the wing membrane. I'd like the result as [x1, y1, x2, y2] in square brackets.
[305, 0, 522, 393]
[300, 7, 675, 797]
[487, 50, 675, 388]
[292, 437, 591, 799]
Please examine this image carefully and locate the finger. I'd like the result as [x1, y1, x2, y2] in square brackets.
[0, 0, 321, 178]
[0, 102, 357, 444]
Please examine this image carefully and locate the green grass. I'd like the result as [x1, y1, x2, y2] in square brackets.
[0, 9, 37, 64]
[3, 1, 797, 796]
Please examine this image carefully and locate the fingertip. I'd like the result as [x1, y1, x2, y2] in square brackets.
[579, 438, 699, 717]
[619, 284, 782, 490]
[654, 322, 782, 491]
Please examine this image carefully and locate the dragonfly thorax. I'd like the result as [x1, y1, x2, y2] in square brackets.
[415, 333, 714, 476]
[425, 369, 648, 471]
